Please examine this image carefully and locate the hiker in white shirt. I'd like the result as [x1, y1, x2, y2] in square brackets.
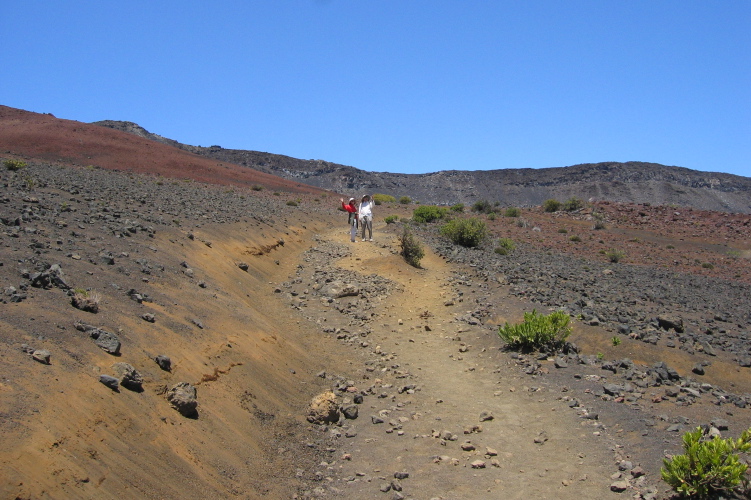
[359, 194, 374, 241]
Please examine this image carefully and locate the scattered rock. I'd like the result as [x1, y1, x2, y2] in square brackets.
[166, 382, 198, 417]
[306, 391, 340, 424]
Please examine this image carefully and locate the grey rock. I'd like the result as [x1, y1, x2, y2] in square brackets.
[99, 374, 120, 391]
[166, 382, 198, 417]
[341, 404, 359, 420]
[155, 355, 171, 371]
[32, 349, 51, 364]
[112, 362, 143, 391]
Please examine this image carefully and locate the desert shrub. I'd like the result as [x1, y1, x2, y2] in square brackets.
[605, 248, 624, 263]
[702, 262, 714, 269]
[273, 192, 280, 196]
[251, 184, 264, 191]
[569, 235, 582, 242]
[542, 199, 561, 212]
[71, 289, 100, 313]
[4, 159, 26, 171]
[516, 218, 528, 228]
[494, 237, 516, 255]
[557, 228, 568, 234]
[399, 228, 424, 268]
[497, 309, 571, 350]
[384, 215, 399, 224]
[487, 212, 496, 221]
[450, 203, 464, 212]
[399, 196, 412, 204]
[440, 218, 487, 248]
[661, 427, 751, 498]
[412, 205, 448, 223]
[562, 197, 585, 211]
[373, 193, 395, 205]
[286, 200, 298, 207]
[504, 207, 521, 217]
[471, 199, 493, 214]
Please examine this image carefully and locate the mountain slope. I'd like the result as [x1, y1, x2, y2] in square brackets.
[94, 119, 751, 213]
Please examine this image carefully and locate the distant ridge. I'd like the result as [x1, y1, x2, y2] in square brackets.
[94, 120, 751, 213]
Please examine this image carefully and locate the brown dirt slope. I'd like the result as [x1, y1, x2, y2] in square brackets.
[0, 105, 327, 195]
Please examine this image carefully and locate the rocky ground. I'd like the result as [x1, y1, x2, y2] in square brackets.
[1, 160, 750, 499]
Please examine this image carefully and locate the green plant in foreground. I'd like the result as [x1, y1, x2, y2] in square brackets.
[4, 159, 27, 171]
[661, 427, 751, 498]
[440, 217, 487, 248]
[399, 228, 424, 268]
[611, 336, 621, 346]
[384, 215, 399, 224]
[497, 309, 571, 350]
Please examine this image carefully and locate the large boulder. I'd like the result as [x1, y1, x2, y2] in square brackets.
[307, 391, 340, 424]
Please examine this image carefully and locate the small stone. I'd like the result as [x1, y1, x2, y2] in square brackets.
[471, 460, 486, 469]
[141, 313, 156, 323]
[479, 410, 494, 422]
[155, 355, 171, 371]
[31, 349, 51, 364]
[393, 471, 409, 480]
[166, 382, 198, 417]
[99, 374, 119, 391]
[610, 480, 629, 492]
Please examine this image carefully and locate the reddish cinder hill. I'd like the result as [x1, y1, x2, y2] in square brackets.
[0, 105, 327, 195]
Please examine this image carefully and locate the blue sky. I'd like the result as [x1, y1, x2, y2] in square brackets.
[2, 1, 749, 177]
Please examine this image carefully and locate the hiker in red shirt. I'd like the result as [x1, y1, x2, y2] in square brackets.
[340, 197, 358, 242]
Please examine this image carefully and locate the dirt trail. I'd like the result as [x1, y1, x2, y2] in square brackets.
[302, 222, 623, 499]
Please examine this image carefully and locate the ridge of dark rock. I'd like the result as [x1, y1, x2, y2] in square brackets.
[95, 119, 751, 213]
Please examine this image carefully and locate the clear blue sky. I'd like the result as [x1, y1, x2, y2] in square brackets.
[2, 1, 749, 177]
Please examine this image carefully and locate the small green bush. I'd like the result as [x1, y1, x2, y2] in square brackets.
[494, 238, 516, 255]
[399, 196, 412, 204]
[440, 218, 487, 248]
[661, 427, 751, 498]
[286, 200, 298, 207]
[498, 309, 571, 350]
[569, 235, 582, 242]
[373, 193, 396, 205]
[384, 215, 399, 224]
[557, 228, 568, 234]
[450, 203, 465, 212]
[399, 228, 424, 268]
[251, 184, 264, 191]
[472, 199, 493, 214]
[701, 262, 714, 269]
[562, 197, 585, 211]
[487, 212, 496, 221]
[605, 249, 625, 263]
[4, 159, 27, 171]
[504, 207, 521, 217]
[542, 199, 561, 212]
[412, 205, 448, 223]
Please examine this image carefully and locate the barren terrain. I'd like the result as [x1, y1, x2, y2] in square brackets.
[1, 106, 750, 499]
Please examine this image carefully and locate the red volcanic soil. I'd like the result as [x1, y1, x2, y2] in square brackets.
[0, 105, 327, 195]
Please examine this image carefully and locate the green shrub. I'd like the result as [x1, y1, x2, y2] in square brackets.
[504, 207, 521, 217]
[661, 427, 751, 498]
[440, 218, 487, 247]
[450, 203, 465, 212]
[472, 199, 493, 214]
[542, 199, 561, 212]
[569, 235, 582, 242]
[4, 159, 27, 171]
[494, 238, 516, 255]
[373, 193, 396, 205]
[605, 248, 625, 263]
[557, 228, 568, 234]
[487, 212, 496, 221]
[384, 215, 399, 224]
[399, 196, 412, 204]
[251, 184, 264, 191]
[497, 309, 571, 350]
[702, 262, 714, 269]
[286, 200, 298, 207]
[412, 205, 448, 223]
[399, 228, 424, 268]
[562, 197, 585, 211]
